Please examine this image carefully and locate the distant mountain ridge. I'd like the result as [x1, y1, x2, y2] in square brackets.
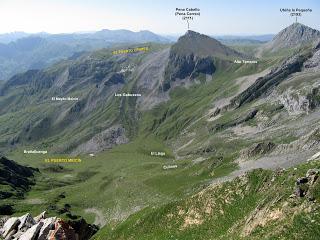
[91, 29, 169, 43]
[0, 29, 170, 81]
[0, 31, 30, 44]
[0, 29, 169, 44]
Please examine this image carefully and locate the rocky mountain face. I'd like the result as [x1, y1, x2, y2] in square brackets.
[264, 23, 320, 52]
[230, 52, 310, 108]
[163, 30, 243, 91]
[0, 49, 138, 153]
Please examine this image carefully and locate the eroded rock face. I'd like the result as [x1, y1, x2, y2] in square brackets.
[38, 217, 56, 240]
[231, 54, 308, 108]
[71, 125, 129, 155]
[304, 48, 320, 71]
[275, 86, 320, 115]
[19, 221, 43, 240]
[278, 89, 310, 115]
[18, 213, 36, 231]
[163, 54, 215, 91]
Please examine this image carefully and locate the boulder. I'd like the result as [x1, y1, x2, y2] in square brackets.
[1, 217, 20, 238]
[19, 221, 43, 240]
[38, 217, 56, 240]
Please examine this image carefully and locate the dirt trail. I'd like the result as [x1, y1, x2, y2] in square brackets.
[210, 151, 315, 185]
[85, 208, 106, 227]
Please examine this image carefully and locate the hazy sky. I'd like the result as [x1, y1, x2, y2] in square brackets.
[0, 0, 319, 35]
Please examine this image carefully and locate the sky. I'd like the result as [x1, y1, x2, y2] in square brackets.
[0, 0, 319, 35]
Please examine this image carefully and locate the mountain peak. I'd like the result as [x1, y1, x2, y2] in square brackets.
[284, 22, 318, 34]
[173, 30, 242, 58]
[185, 30, 201, 36]
[266, 22, 320, 51]
[180, 30, 208, 41]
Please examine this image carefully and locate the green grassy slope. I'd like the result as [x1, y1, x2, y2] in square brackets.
[94, 159, 320, 240]
[5, 133, 224, 226]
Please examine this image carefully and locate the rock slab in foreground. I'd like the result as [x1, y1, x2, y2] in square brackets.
[0, 212, 98, 240]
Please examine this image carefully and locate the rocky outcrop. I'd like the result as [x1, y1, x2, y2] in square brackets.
[306, 86, 320, 110]
[18, 213, 36, 231]
[0, 212, 98, 240]
[211, 109, 258, 132]
[135, 48, 170, 110]
[277, 89, 310, 115]
[295, 168, 319, 200]
[275, 128, 320, 155]
[304, 47, 320, 71]
[230, 53, 309, 108]
[71, 125, 129, 155]
[272, 84, 320, 115]
[163, 53, 215, 91]
[67, 218, 99, 240]
[19, 221, 43, 240]
[241, 142, 276, 159]
[0, 217, 20, 239]
[38, 217, 56, 240]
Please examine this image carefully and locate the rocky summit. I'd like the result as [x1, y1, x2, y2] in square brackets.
[265, 22, 320, 51]
[171, 30, 243, 58]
